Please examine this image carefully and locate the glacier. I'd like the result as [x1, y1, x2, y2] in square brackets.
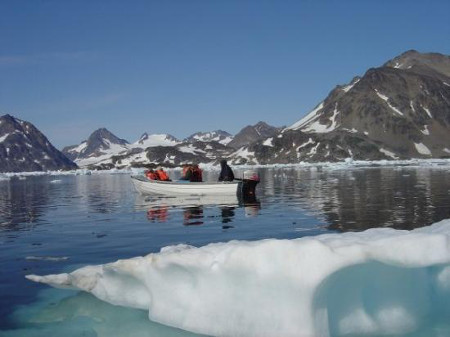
[26, 220, 450, 337]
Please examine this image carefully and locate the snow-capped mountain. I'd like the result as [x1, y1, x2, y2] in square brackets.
[227, 121, 281, 149]
[62, 128, 129, 167]
[133, 132, 180, 149]
[64, 128, 229, 169]
[0, 114, 77, 172]
[233, 50, 450, 164]
[184, 130, 233, 145]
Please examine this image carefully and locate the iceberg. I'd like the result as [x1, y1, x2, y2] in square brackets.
[27, 220, 450, 337]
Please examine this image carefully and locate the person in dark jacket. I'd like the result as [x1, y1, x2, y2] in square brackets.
[218, 159, 234, 182]
[179, 164, 193, 181]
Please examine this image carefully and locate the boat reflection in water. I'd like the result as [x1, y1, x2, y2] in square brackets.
[135, 193, 260, 227]
[183, 206, 204, 226]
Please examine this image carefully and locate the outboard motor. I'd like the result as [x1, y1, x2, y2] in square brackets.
[239, 170, 260, 202]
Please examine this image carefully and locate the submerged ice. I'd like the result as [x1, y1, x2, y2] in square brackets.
[27, 220, 450, 337]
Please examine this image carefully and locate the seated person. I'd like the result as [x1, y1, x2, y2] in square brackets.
[179, 164, 202, 182]
[145, 169, 159, 180]
[155, 167, 171, 181]
[179, 164, 193, 181]
[191, 164, 203, 182]
[218, 159, 234, 181]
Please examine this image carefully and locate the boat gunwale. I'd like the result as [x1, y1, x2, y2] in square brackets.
[131, 175, 240, 186]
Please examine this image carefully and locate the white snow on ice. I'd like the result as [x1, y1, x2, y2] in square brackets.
[27, 220, 450, 337]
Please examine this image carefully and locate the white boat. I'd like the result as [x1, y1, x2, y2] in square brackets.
[134, 193, 240, 210]
[131, 175, 241, 196]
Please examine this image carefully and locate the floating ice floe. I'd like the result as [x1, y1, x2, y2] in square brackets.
[26, 256, 69, 262]
[27, 220, 450, 337]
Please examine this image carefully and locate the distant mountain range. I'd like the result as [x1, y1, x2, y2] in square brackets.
[60, 122, 277, 169]
[1, 50, 450, 172]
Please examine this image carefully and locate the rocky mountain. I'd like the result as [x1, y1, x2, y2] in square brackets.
[64, 123, 276, 169]
[90, 140, 233, 169]
[0, 114, 77, 172]
[230, 50, 450, 164]
[227, 121, 281, 149]
[63, 128, 232, 169]
[62, 128, 129, 163]
[184, 130, 233, 145]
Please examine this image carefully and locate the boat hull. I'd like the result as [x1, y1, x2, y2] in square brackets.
[131, 176, 241, 196]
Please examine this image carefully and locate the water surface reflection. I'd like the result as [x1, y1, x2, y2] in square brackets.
[257, 166, 450, 231]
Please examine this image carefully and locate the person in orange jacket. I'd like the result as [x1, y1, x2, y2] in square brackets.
[155, 167, 171, 181]
[145, 169, 159, 180]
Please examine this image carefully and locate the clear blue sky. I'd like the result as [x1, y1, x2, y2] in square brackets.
[1, 0, 450, 148]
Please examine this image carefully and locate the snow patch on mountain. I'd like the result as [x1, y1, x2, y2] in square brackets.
[263, 138, 274, 147]
[414, 142, 431, 156]
[302, 103, 340, 133]
[185, 130, 233, 145]
[421, 105, 433, 119]
[285, 102, 324, 131]
[421, 125, 430, 136]
[342, 78, 360, 92]
[375, 89, 404, 116]
[379, 148, 398, 159]
[133, 133, 179, 149]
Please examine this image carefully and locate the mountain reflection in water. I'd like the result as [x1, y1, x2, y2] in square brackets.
[261, 166, 450, 231]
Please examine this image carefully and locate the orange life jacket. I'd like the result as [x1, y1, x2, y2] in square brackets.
[146, 171, 159, 180]
[156, 169, 170, 181]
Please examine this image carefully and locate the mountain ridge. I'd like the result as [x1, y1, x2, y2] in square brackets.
[0, 114, 77, 172]
[3, 50, 450, 170]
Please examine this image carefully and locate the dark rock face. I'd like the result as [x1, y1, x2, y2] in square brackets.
[62, 128, 129, 161]
[246, 50, 450, 163]
[0, 114, 78, 172]
[227, 121, 281, 149]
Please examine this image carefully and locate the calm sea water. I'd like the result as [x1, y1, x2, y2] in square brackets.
[2, 165, 450, 336]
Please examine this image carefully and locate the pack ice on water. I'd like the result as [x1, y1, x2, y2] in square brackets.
[27, 220, 450, 337]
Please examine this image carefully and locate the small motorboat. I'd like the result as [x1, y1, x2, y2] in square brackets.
[131, 170, 260, 197]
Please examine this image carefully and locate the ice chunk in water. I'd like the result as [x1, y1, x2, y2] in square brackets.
[27, 220, 450, 337]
